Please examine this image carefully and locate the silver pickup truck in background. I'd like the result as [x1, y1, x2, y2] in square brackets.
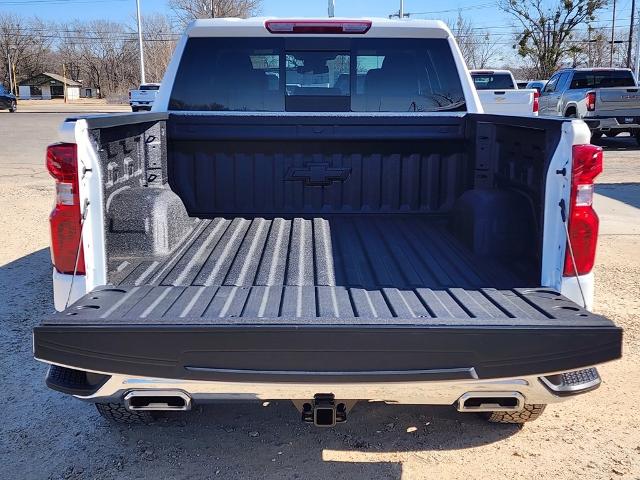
[539, 68, 640, 142]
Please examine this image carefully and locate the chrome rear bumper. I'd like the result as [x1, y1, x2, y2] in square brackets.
[46, 363, 601, 407]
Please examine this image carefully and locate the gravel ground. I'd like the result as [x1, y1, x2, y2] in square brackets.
[16, 99, 131, 113]
[0, 113, 638, 480]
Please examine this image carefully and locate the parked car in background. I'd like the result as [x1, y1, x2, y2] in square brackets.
[470, 69, 539, 116]
[0, 85, 17, 112]
[526, 80, 548, 93]
[516, 80, 529, 89]
[539, 68, 640, 142]
[129, 83, 160, 111]
[34, 18, 621, 428]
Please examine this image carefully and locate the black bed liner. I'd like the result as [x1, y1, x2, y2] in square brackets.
[109, 216, 534, 290]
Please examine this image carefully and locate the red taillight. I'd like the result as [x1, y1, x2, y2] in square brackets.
[563, 144, 603, 276]
[265, 20, 371, 34]
[586, 91, 596, 111]
[47, 143, 85, 275]
[533, 91, 539, 113]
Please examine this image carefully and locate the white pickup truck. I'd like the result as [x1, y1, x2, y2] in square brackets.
[35, 18, 620, 428]
[129, 83, 160, 111]
[471, 69, 539, 116]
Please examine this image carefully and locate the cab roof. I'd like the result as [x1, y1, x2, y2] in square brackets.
[186, 17, 452, 39]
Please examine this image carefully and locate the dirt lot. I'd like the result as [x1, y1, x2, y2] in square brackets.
[0, 112, 638, 480]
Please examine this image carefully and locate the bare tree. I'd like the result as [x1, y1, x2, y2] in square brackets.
[449, 13, 500, 69]
[0, 9, 237, 100]
[450, 14, 475, 67]
[55, 21, 86, 82]
[73, 20, 138, 99]
[500, 0, 607, 78]
[139, 14, 178, 83]
[0, 14, 53, 93]
[563, 24, 628, 68]
[169, 0, 261, 26]
[510, 64, 540, 80]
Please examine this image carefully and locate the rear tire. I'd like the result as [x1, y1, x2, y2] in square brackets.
[9, 100, 16, 112]
[483, 404, 546, 424]
[96, 402, 157, 425]
[635, 131, 640, 146]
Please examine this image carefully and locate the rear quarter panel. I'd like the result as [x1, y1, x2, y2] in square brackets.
[52, 118, 107, 310]
[541, 119, 595, 309]
[561, 88, 589, 118]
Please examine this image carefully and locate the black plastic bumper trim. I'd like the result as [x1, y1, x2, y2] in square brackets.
[33, 324, 623, 384]
[45, 364, 110, 396]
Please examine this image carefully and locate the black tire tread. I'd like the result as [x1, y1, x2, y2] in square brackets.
[484, 404, 546, 424]
[95, 402, 156, 425]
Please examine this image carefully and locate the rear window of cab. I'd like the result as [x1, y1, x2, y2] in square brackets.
[169, 37, 466, 112]
[470, 73, 515, 90]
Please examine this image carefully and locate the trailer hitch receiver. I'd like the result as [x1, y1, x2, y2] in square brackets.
[301, 394, 348, 427]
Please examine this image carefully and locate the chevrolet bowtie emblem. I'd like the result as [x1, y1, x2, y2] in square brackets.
[285, 162, 351, 186]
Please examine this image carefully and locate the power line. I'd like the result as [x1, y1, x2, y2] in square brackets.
[406, 3, 497, 15]
[1, 0, 129, 4]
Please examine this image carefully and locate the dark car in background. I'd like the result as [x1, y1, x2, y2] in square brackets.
[0, 86, 17, 112]
[526, 80, 548, 93]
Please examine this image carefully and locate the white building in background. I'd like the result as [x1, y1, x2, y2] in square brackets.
[18, 72, 84, 100]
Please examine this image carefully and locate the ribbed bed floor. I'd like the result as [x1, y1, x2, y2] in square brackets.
[109, 216, 535, 290]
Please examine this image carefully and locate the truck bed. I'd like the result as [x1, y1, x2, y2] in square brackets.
[34, 113, 621, 385]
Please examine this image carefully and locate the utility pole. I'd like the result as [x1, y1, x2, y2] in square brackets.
[12, 62, 17, 96]
[135, 0, 146, 84]
[399, 0, 404, 19]
[62, 63, 67, 104]
[635, 15, 640, 81]
[610, 0, 617, 67]
[628, 0, 636, 68]
[328, 0, 335, 18]
[588, 24, 592, 68]
[6, 50, 14, 96]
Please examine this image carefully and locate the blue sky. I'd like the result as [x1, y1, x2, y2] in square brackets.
[0, 0, 494, 22]
[0, 0, 632, 37]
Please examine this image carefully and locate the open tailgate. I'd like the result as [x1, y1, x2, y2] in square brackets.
[34, 286, 622, 383]
[596, 87, 640, 114]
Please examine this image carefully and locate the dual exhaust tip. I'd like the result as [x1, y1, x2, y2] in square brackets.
[124, 390, 192, 412]
[456, 392, 525, 413]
